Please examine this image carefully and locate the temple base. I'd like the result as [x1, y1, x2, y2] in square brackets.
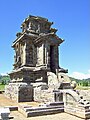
[5, 83, 33, 102]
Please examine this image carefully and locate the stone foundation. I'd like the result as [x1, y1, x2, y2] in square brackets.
[5, 83, 33, 102]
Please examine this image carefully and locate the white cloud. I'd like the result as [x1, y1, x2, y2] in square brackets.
[69, 70, 90, 80]
[88, 69, 90, 73]
[0, 73, 8, 76]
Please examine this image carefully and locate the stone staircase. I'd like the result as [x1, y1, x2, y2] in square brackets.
[19, 102, 64, 117]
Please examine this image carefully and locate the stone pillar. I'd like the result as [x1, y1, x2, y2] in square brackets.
[44, 42, 50, 68]
[42, 43, 45, 65]
[44, 43, 47, 65]
[37, 43, 45, 66]
[23, 41, 27, 65]
[47, 44, 50, 68]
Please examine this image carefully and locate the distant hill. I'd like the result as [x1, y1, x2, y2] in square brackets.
[70, 77, 90, 82]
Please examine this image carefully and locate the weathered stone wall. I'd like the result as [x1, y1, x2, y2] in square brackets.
[34, 87, 55, 103]
[5, 83, 33, 102]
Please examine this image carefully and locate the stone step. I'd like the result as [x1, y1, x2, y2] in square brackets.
[19, 102, 64, 117]
[26, 107, 64, 117]
[5, 106, 18, 111]
[24, 105, 64, 112]
[48, 102, 64, 106]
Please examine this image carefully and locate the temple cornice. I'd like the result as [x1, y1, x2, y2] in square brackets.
[34, 33, 64, 45]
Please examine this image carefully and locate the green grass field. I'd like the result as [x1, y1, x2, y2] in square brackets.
[0, 84, 5, 91]
[76, 85, 90, 90]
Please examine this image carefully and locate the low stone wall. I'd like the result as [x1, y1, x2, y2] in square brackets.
[78, 90, 90, 101]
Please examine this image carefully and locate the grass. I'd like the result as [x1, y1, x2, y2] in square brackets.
[76, 85, 90, 90]
[0, 84, 5, 91]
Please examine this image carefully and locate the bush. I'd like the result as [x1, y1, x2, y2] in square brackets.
[82, 81, 88, 86]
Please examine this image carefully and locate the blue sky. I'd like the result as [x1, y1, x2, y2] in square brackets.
[0, 0, 90, 79]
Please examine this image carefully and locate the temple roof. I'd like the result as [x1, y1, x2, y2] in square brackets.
[12, 15, 64, 47]
[21, 15, 53, 26]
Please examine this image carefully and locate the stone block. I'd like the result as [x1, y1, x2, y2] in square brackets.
[19, 85, 33, 102]
[0, 108, 10, 120]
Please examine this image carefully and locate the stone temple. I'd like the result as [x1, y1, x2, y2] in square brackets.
[5, 15, 68, 102]
[11, 15, 67, 83]
[5, 15, 90, 119]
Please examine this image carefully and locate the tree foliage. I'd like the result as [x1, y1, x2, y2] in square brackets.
[70, 77, 90, 87]
[0, 75, 10, 85]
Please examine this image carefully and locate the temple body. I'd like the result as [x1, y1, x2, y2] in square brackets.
[10, 15, 67, 84]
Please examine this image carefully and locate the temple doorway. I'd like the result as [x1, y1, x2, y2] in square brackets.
[50, 46, 56, 73]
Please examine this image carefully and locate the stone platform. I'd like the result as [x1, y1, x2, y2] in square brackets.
[18, 102, 64, 117]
